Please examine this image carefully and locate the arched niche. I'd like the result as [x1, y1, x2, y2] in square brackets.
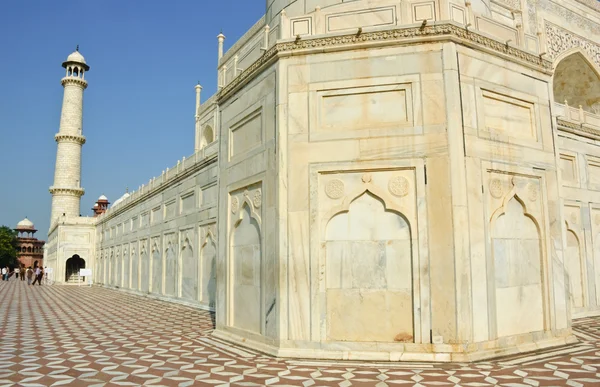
[122, 247, 130, 289]
[565, 224, 585, 309]
[181, 236, 197, 301]
[115, 249, 121, 287]
[151, 242, 162, 294]
[230, 203, 262, 334]
[131, 246, 139, 291]
[324, 191, 414, 343]
[164, 240, 178, 297]
[201, 126, 214, 148]
[553, 51, 600, 114]
[491, 195, 544, 338]
[200, 231, 217, 308]
[65, 254, 85, 282]
[140, 243, 150, 293]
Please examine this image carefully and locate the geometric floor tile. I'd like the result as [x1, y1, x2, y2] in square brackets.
[1, 280, 599, 386]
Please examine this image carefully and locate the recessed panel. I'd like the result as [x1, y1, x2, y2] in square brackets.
[229, 110, 262, 159]
[318, 84, 411, 132]
[482, 89, 536, 141]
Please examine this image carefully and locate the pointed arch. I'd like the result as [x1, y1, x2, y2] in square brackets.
[164, 239, 178, 297]
[491, 194, 544, 338]
[230, 201, 262, 334]
[181, 232, 197, 301]
[151, 239, 162, 294]
[323, 190, 414, 343]
[553, 49, 600, 114]
[201, 125, 214, 148]
[321, 184, 412, 238]
[564, 220, 586, 309]
[201, 228, 217, 308]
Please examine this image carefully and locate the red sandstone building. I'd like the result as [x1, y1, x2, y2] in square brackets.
[14, 218, 45, 268]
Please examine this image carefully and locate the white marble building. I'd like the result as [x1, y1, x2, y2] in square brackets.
[45, 0, 600, 361]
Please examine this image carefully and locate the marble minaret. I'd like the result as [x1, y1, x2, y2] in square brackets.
[49, 48, 89, 223]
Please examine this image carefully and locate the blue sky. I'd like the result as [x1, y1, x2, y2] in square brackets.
[0, 1, 264, 237]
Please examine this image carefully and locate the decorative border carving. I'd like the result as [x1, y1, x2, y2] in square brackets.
[545, 22, 600, 68]
[540, 0, 600, 36]
[217, 22, 552, 102]
[493, 0, 521, 10]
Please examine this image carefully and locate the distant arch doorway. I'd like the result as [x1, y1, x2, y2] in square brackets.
[65, 255, 85, 282]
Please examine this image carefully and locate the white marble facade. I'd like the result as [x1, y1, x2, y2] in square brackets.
[46, 0, 600, 362]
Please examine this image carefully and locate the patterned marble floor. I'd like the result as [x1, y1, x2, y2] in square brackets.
[0, 281, 599, 387]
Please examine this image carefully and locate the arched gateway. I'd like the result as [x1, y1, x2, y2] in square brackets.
[65, 255, 85, 283]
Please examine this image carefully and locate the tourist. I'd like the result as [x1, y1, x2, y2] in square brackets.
[32, 266, 42, 286]
[20, 266, 24, 281]
[26, 267, 33, 285]
[1, 266, 6, 281]
[14, 267, 20, 281]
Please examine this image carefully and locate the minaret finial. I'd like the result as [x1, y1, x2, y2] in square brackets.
[76, 44, 79, 51]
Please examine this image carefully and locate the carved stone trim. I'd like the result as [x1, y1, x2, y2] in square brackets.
[557, 118, 600, 140]
[49, 186, 85, 196]
[55, 133, 86, 145]
[545, 22, 600, 68]
[217, 23, 552, 103]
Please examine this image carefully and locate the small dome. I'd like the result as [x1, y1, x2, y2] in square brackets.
[67, 50, 86, 64]
[16, 218, 35, 229]
[93, 203, 99, 208]
[111, 192, 130, 208]
[98, 195, 108, 201]
[62, 49, 90, 71]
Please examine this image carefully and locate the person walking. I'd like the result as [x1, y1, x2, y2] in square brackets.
[26, 267, 33, 285]
[32, 266, 42, 286]
[14, 267, 20, 281]
[1, 266, 6, 281]
[20, 266, 25, 281]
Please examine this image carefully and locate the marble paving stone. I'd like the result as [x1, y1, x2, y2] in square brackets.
[1, 281, 599, 386]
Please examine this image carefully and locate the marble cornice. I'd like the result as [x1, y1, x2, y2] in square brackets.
[49, 186, 85, 196]
[574, 0, 600, 13]
[557, 118, 600, 140]
[217, 23, 552, 103]
[61, 77, 88, 89]
[96, 153, 218, 223]
[55, 133, 86, 144]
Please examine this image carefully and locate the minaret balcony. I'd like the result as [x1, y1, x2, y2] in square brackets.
[60, 76, 88, 88]
[54, 133, 86, 145]
[49, 186, 85, 196]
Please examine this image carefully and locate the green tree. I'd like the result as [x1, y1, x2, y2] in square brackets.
[0, 225, 18, 268]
